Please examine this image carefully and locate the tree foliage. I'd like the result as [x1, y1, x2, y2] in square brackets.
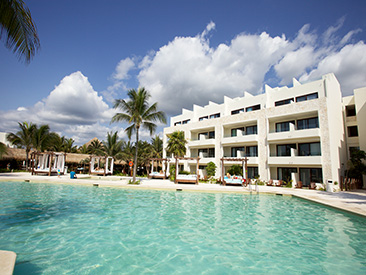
[111, 87, 166, 182]
[0, 0, 40, 63]
[166, 131, 187, 158]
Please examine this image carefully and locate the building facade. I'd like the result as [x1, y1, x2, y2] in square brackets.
[163, 73, 366, 187]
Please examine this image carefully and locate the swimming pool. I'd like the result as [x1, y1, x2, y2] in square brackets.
[0, 181, 365, 274]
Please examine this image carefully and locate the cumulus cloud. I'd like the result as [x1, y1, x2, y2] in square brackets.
[0, 71, 118, 145]
[137, 27, 289, 115]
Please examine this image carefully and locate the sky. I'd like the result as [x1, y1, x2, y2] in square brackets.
[1, 0, 366, 146]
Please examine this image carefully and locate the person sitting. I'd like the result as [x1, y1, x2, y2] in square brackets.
[70, 171, 77, 179]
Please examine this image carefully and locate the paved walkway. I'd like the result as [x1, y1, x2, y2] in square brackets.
[1, 172, 366, 217]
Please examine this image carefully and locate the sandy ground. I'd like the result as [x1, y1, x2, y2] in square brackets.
[1, 172, 366, 217]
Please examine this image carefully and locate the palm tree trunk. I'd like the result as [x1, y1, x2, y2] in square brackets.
[25, 148, 30, 171]
[133, 129, 139, 182]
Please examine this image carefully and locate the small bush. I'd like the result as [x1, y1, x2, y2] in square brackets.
[179, 170, 190, 175]
[128, 179, 140, 185]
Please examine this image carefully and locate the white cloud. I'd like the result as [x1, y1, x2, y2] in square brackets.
[137, 26, 289, 115]
[0, 71, 118, 145]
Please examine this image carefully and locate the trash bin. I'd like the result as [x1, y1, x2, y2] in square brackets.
[326, 180, 333, 192]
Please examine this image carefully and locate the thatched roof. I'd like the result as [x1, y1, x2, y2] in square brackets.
[2, 148, 126, 165]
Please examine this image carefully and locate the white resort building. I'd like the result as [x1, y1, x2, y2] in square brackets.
[163, 73, 366, 188]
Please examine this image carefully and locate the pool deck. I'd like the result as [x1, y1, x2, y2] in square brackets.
[1, 172, 366, 218]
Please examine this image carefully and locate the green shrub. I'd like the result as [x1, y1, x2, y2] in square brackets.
[179, 170, 190, 175]
[128, 179, 140, 185]
[227, 165, 243, 176]
[206, 162, 216, 178]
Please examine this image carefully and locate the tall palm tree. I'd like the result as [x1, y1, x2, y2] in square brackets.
[7, 121, 36, 170]
[166, 131, 187, 158]
[111, 88, 166, 182]
[78, 144, 90, 154]
[63, 137, 77, 153]
[0, 0, 40, 63]
[103, 131, 124, 159]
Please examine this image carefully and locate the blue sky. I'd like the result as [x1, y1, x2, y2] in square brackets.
[1, 0, 366, 145]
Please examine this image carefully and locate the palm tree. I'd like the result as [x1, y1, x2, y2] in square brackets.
[88, 139, 104, 156]
[32, 124, 51, 152]
[0, 142, 7, 159]
[78, 144, 90, 154]
[103, 131, 124, 159]
[166, 131, 187, 158]
[7, 121, 36, 170]
[111, 87, 167, 182]
[0, 0, 40, 63]
[150, 135, 163, 159]
[63, 137, 77, 153]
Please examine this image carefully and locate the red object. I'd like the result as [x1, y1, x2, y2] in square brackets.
[129, 161, 133, 167]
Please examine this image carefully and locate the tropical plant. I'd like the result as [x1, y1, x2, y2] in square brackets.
[103, 131, 124, 159]
[0, 0, 40, 63]
[150, 135, 163, 158]
[111, 87, 166, 183]
[227, 164, 243, 176]
[87, 139, 104, 156]
[63, 137, 77, 153]
[0, 142, 7, 159]
[206, 161, 216, 178]
[347, 148, 366, 179]
[32, 124, 51, 151]
[7, 121, 36, 170]
[78, 144, 90, 154]
[166, 131, 187, 158]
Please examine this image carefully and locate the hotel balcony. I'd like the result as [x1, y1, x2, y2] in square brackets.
[267, 128, 320, 143]
[189, 134, 216, 148]
[222, 132, 258, 146]
[268, 148, 322, 165]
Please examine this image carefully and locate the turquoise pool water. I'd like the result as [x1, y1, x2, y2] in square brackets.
[0, 181, 366, 274]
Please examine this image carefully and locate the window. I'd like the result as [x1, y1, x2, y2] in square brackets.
[298, 142, 321, 156]
[348, 126, 358, 137]
[246, 146, 258, 157]
[231, 147, 245, 157]
[199, 116, 208, 121]
[276, 121, 295, 132]
[174, 121, 181, 126]
[296, 92, 318, 102]
[275, 98, 294, 106]
[247, 167, 258, 179]
[231, 127, 245, 137]
[278, 167, 297, 182]
[297, 117, 319, 130]
[208, 131, 215, 139]
[246, 125, 257, 135]
[246, 104, 260, 112]
[210, 113, 220, 119]
[199, 165, 206, 170]
[299, 168, 322, 187]
[198, 148, 214, 158]
[277, 144, 296, 157]
[182, 119, 190, 124]
[346, 105, 356, 117]
[231, 108, 244, 115]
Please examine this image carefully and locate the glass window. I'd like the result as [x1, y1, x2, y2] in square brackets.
[298, 142, 321, 156]
[174, 122, 181, 126]
[277, 144, 296, 156]
[231, 127, 245, 137]
[246, 104, 260, 112]
[276, 121, 295, 132]
[296, 92, 318, 102]
[231, 147, 245, 157]
[231, 108, 244, 115]
[246, 125, 257, 135]
[278, 167, 297, 182]
[208, 131, 215, 139]
[299, 168, 323, 187]
[348, 126, 358, 137]
[246, 146, 258, 157]
[297, 117, 319, 130]
[208, 148, 215, 158]
[209, 113, 220, 119]
[275, 98, 293, 106]
[247, 167, 258, 179]
[346, 105, 356, 117]
[199, 116, 208, 121]
[182, 119, 190, 124]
